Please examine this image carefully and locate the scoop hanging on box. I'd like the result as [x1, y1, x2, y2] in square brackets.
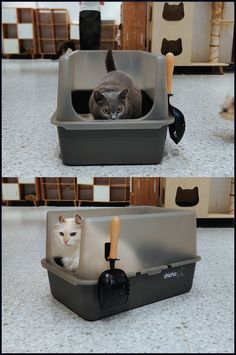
[166, 52, 186, 144]
[98, 216, 130, 309]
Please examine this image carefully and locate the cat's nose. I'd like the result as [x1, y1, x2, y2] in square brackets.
[64, 240, 69, 245]
[111, 114, 117, 120]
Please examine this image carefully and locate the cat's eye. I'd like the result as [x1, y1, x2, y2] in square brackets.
[117, 107, 122, 113]
[59, 232, 64, 236]
[70, 232, 76, 236]
[103, 108, 110, 114]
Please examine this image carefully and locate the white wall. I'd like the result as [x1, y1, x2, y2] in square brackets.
[2, 2, 37, 7]
[2, 1, 122, 23]
[191, 2, 212, 62]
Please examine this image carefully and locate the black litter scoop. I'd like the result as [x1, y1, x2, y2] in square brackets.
[166, 52, 186, 144]
[98, 216, 130, 309]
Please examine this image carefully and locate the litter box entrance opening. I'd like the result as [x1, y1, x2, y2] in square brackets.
[54, 256, 64, 267]
[71, 90, 153, 117]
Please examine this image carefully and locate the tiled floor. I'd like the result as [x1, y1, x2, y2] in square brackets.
[2, 206, 234, 353]
[2, 59, 234, 177]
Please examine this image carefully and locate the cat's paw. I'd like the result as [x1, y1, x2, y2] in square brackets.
[220, 96, 234, 121]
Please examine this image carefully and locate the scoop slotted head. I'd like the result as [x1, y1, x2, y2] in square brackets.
[98, 216, 130, 309]
[166, 52, 186, 144]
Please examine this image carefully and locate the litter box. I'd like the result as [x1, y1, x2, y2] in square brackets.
[51, 50, 175, 165]
[41, 206, 201, 321]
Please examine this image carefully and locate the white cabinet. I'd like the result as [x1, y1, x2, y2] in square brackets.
[77, 177, 93, 185]
[2, 8, 17, 24]
[18, 24, 33, 39]
[70, 23, 80, 40]
[93, 186, 110, 202]
[2, 184, 20, 200]
[3, 39, 19, 54]
[18, 177, 35, 184]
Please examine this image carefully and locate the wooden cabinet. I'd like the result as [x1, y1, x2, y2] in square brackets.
[2, 7, 37, 57]
[100, 21, 119, 50]
[120, 2, 147, 50]
[131, 178, 159, 206]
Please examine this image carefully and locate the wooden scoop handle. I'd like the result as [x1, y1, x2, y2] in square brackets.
[109, 216, 120, 260]
[166, 52, 174, 95]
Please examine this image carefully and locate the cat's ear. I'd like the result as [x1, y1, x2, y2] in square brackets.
[193, 186, 198, 192]
[94, 91, 105, 103]
[119, 89, 128, 101]
[59, 215, 65, 223]
[75, 214, 83, 225]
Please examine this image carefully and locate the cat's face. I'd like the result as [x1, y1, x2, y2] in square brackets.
[54, 215, 83, 248]
[93, 89, 128, 120]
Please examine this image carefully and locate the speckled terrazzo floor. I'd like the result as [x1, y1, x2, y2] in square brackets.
[2, 206, 234, 353]
[2, 59, 234, 177]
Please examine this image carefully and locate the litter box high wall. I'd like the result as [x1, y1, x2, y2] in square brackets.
[41, 206, 201, 321]
[51, 50, 174, 165]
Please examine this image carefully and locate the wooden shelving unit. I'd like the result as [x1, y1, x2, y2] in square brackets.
[2, 7, 37, 57]
[40, 178, 77, 206]
[35, 8, 69, 56]
[2, 177, 234, 221]
[2, 177, 40, 206]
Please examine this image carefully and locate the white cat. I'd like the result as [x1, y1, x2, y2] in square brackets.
[53, 215, 83, 272]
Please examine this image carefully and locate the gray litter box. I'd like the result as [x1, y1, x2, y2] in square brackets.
[41, 206, 201, 321]
[51, 50, 174, 165]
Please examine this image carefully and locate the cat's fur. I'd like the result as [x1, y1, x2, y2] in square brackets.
[220, 96, 234, 120]
[89, 49, 142, 120]
[53, 215, 83, 271]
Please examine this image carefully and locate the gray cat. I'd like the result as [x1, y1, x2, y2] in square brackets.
[89, 49, 142, 120]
